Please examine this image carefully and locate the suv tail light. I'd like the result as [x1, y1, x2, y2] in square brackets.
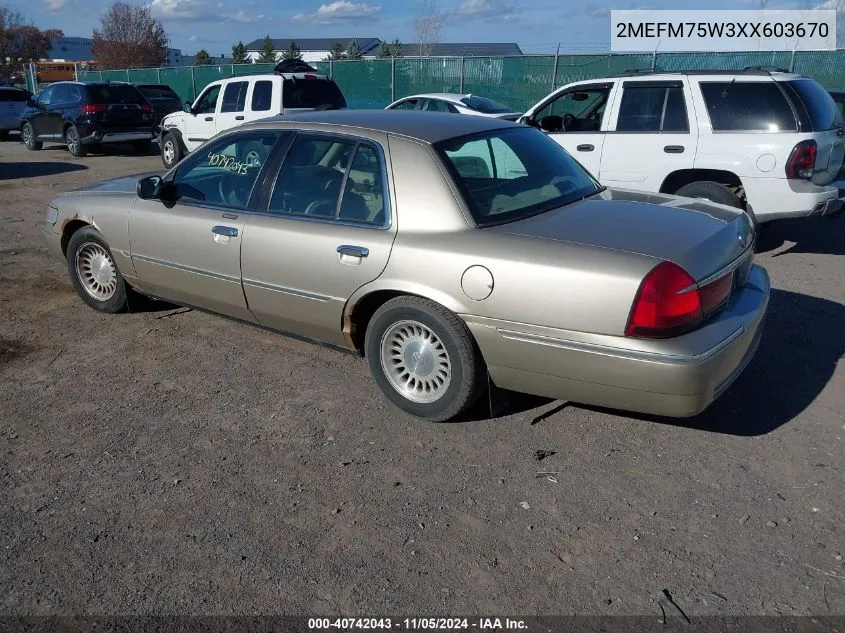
[141, 103, 153, 112]
[81, 104, 107, 115]
[785, 139, 817, 179]
[626, 261, 736, 338]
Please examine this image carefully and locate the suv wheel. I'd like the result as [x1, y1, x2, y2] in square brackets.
[21, 123, 42, 150]
[161, 133, 182, 168]
[64, 125, 87, 157]
[674, 181, 759, 232]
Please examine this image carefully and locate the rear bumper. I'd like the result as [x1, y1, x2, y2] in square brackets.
[464, 265, 770, 418]
[80, 129, 155, 145]
[744, 177, 843, 222]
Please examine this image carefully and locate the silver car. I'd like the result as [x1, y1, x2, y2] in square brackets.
[41, 111, 769, 422]
[0, 87, 29, 140]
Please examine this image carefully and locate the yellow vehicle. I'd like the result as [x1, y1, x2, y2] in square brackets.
[36, 62, 76, 83]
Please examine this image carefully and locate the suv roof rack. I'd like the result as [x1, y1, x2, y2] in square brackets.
[273, 59, 319, 75]
[620, 67, 795, 77]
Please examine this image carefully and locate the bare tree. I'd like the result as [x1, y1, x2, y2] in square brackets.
[413, 0, 444, 57]
[92, 1, 168, 69]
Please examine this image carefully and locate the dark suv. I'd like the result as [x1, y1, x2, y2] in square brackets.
[20, 81, 156, 157]
[134, 83, 182, 130]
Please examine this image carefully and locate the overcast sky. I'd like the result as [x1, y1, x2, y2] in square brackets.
[2, 0, 808, 55]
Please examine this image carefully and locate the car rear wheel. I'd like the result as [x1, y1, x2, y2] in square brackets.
[674, 180, 759, 234]
[161, 133, 182, 168]
[66, 227, 127, 313]
[64, 125, 87, 157]
[365, 296, 486, 422]
[21, 123, 42, 150]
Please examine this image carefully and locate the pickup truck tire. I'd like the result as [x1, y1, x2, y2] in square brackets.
[161, 133, 182, 169]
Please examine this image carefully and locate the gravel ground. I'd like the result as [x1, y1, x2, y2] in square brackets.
[1, 134, 844, 619]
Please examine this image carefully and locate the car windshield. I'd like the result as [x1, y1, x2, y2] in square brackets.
[435, 127, 602, 227]
[86, 84, 145, 104]
[138, 85, 179, 100]
[460, 95, 512, 114]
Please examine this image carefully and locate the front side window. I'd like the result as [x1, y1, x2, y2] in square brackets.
[221, 81, 248, 113]
[391, 98, 418, 110]
[533, 86, 610, 132]
[615, 84, 689, 132]
[269, 134, 387, 226]
[171, 132, 281, 209]
[700, 81, 797, 132]
[435, 127, 601, 227]
[251, 80, 273, 112]
[193, 84, 221, 114]
[461, 95, 512, 114]
[36, 86, 55, 106]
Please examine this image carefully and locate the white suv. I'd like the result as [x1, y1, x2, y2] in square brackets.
[158, 60, 347, 169]
[519, 69, 845, 225]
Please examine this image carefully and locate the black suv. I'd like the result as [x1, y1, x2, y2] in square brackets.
[20, 81, 156, 157]
[134, 83, 182, 130]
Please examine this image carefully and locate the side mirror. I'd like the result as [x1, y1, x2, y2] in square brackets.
[137, 175, 163, 200]
[26, 98, 38, 108]
[183, 102, 193, 113]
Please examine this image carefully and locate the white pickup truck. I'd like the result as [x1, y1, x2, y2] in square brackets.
[158, 60, 347, 169]
[519, 69, 845, 225]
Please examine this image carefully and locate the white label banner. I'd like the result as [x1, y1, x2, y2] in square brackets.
[611, 10, 837, 52]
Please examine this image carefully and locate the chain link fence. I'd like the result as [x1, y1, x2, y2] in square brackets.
[58, 50, 845, 113]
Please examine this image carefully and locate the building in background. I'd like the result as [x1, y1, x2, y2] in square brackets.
[398, 43, 523, 57]
[48, 36, 184, 66]
[244, 38, 382, 62]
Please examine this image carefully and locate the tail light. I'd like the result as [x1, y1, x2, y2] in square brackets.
[80, 104, 107, 115]
[141, 103, 153, 112]
[626, 261, 735, 338]
[785, 140, 817, 179]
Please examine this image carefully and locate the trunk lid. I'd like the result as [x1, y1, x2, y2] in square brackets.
[83, 84, 152, 129]
[489, 188, 755, 283]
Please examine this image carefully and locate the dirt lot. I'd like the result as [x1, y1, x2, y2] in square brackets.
[1, 134, 844, 619]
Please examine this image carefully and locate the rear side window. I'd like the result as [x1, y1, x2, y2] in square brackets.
[282, 78, 347, 109]
[0, 89, 28, 102]
[700, 81, 797, 132]
[616, 84, 689, 132]
[221, 81, 248, 113]
[251, 80, 273, 112]
[85, 84, 145, 105]
[461, 95, 512, 114]
[784, 79, 843, 131]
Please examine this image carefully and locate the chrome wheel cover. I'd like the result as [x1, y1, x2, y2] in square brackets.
[244, 149, 261, 168]
[380, 320, 451, 404]
[163, 139, 175, 165]
[75, 242, 117, 301]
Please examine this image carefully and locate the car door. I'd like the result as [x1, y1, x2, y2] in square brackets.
[240, 131, 397, 346]
[215, 79, 249, 133]
[183, 83, 221, 151]
[245, 78, 278, 121]
[524, 82, 615, 177]
[129, 129, 285, 321]
[29, 85, 57, 139]
[599, 79, 697, 190]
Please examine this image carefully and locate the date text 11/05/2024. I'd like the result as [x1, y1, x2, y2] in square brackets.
[307, 618, 528, 630]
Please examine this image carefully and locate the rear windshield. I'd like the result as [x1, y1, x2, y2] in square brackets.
[460, 95, 512, 114]
[137, 85, 179, 100]
[0, 89, 28, 102]
[699, 81, 797, 132]
[85, 84, 146, 104]
[785, 79, 842, 131]
[434, 127, 602, 227]
[282, 78, 347, 109]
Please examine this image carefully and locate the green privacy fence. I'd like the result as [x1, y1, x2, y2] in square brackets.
[71, 50, 845, 113]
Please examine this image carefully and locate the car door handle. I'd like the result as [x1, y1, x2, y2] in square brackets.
[204, 116, 213, 121]
[336, 245, 369, 258]
[664, 145, 685, 153]
[235, 115, 244, 120]
[211, 225, 238, 237]
[576, 144, 594, 152]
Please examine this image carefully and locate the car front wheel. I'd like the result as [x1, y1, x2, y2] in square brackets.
[66, 227, 127, 313]
[365, 296, 486, 422]
[161, 133, 182, 168]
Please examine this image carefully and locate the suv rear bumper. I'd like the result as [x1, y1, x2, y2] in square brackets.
[744, 177, 844, 223]
[80, 128, 155, 145]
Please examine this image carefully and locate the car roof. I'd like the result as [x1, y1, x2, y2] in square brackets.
[245, 109, 516, 144]
[600, 68, 808, 81]
[400, 93, 469, 104]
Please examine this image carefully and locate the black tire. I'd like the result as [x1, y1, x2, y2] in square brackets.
[132, 140, 152, 155]
[64, 125, 87, 157]
[239, 141, 267, 169]
[161, 132, 182, 169]
[21, 123, 42, 150]
[0, 130, 8, 141]
[675, 180, 759, 234]
[66, 226, 127, 314]
[364, 296, 486, 422]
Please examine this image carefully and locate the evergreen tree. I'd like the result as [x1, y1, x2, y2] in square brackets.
[376, 41, 392, 58]
[326, 41, 346, 61]
[193, 49, 211, 65]
[257, 35, 277, 63]
[231, 41, 248, 64]
[390, 38, 403, 58]
[345, 39, 362, 60]
[281, 40, 302, 61]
